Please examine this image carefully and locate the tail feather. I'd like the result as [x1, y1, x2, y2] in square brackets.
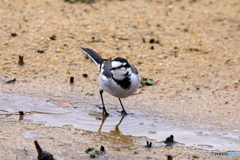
[81, 48, 104, 67]
[34, 140, 43, 155]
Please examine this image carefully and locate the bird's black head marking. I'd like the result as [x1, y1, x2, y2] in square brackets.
[111, 57, 130, 70]
[113, 57, 128, 63]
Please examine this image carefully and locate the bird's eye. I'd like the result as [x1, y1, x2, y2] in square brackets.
[122, 63, 129, 68]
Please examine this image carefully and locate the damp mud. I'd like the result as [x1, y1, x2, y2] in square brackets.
[0, 0, 240, 159]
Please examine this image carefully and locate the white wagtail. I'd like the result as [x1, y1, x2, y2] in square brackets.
[81, 48, 140, 117]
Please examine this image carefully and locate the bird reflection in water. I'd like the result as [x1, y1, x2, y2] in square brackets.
[96, 116, 133, 145]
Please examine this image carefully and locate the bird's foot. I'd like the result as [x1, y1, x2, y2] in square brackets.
[117, 110, 128, 116]
[103, 111, 109, 117]
[97, 105, 109, 117]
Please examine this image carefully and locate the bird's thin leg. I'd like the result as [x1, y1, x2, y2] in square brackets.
[99, 89, 109, 117]
[118, 98, 128, 116]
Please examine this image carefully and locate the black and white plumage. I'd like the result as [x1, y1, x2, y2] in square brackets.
[81, 48, 140, 116]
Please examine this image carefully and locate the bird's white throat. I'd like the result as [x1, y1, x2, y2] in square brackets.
[111, 67, 131, 80]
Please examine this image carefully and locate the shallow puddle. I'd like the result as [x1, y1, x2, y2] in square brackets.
[0, 94, 239, 151]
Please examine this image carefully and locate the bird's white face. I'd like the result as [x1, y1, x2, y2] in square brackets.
[111, 61, 131, 80]
[111, 61, 127, 70]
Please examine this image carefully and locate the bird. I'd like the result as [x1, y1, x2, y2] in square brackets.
[34, 140, 54, 160]
[81, 47, 140, 117]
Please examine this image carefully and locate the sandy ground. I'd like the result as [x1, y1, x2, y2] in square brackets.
[0, 0, 240, 159]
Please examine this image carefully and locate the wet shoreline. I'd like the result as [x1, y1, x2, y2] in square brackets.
[1, 93, 239, 152]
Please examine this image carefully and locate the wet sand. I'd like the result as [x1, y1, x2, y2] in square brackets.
[0, 0, 240, 159]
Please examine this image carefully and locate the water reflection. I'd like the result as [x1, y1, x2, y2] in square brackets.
[19, 115, 24, 121]
[19, 111, 24, 121]
[97, 116, 133, 145]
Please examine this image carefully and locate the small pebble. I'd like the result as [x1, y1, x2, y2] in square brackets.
[19, 111, 24, 116]
[166, 155, 173, 160]
[82, 74, 88, 78]
[11, 33, 18, 37]
[49, 35, 56, 41]
[100, 146, 105, 152]
[37, 49, 44, 53]
[70, 77, 74, 83]
[18, 55, 24, 65]
[149, 39, 155, 43]
[90, 154, 95, 158]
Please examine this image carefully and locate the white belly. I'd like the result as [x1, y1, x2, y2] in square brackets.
[98, 74, 140, 98]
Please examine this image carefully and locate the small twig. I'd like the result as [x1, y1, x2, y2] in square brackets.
[144, 141, 152, 148]
[118, 37, 129, 40]
[4, 78, 16, 84]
